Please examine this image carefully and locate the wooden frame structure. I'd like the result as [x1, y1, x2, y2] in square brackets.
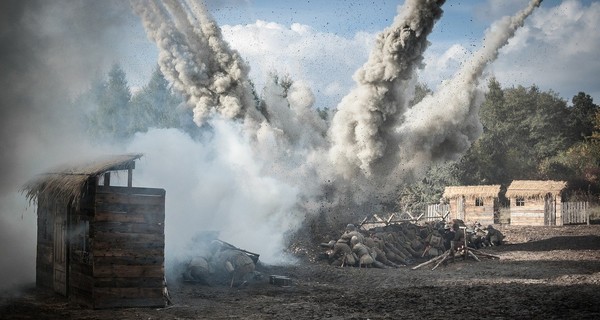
[442, 185, 501, 225]
[506, 180, 566, 226]
[23, 154, 167, 309]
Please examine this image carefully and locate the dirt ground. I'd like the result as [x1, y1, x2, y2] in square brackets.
[2, 224, 600, 319]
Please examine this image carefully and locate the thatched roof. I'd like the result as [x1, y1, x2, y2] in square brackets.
[21, 153, 142, 208]
[505, 180, 567, 198]
[443, 185, 501, 199]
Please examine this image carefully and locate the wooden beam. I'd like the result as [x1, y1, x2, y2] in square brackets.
[103, 173, 110, 187]
[127, 168, 133, 188]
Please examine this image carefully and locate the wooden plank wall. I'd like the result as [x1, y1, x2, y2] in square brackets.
[68, 178, 96, 307]
[36, 194, 54, 289]
[509, 197, 545, 226]
[464, 197, 495, 225]
[91, 186, 166, 309]
[444, 197, 495, 225]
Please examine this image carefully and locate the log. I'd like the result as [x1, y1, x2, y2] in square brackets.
[467, 251, 481, 262]
[431, 252, 450, 270]
[411, 251, 447, 270]
[470, 249, 501, 259]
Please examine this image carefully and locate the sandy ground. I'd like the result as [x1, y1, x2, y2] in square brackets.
[1, 224, 600, 319]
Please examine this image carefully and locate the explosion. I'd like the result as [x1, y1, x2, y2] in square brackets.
[127, 0, 542, 266]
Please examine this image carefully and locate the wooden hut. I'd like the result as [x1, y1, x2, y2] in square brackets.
[22, 154, 167, 309]
[443, 185, 502, 225]
[506, 180, 566, 226]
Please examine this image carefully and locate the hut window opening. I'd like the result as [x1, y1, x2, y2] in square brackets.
[475, 197, 484, 206]
[516, 197, 525, 206]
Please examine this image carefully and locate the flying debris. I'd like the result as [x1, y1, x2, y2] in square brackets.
[130, 0, 544, 277]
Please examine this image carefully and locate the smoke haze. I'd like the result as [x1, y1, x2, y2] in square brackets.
[0, 0, 140, 292]
[0, 0, 543, 291]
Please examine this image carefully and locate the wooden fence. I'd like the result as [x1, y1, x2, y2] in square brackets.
[562, 202, 589, 225]
[424, 204, 450, 222]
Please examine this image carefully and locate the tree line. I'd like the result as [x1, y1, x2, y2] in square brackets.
[78, 64, 600, 205]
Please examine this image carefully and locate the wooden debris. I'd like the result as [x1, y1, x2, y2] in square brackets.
[412, 246, 500, 270]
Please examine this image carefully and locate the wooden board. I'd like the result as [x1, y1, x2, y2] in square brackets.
[93, 297, 166, 309]
[92, 221, 164, 234]
[93, 265, 164, 278]
[88, 185, 166, 309]
[94, 277, 164, 288]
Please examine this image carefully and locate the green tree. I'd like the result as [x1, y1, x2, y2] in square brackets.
[88, 63, 132, 141]
[549, 109, 600, 199]
[567, 92, 599, 142]
[456, 79, 571, 184]
[129, 66, 180, 133]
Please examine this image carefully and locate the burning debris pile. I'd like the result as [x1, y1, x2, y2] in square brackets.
[319, 219, 503, 270]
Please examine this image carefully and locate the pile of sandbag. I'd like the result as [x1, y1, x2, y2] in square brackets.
[183, 239, 260, 287]
[319, 219, 504, 269]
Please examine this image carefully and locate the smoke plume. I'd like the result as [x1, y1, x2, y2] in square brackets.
[394, 0, 543, 175]
[328, 0, 445, 179]
[128, 0, 543, 268]
[130, 0, 264, 128]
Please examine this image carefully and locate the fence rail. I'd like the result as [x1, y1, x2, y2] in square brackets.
[562, 201, 589, 225]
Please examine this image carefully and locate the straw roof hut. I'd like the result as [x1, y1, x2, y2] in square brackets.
[506, 180, 567, 226]
[505, 180, 567, 199]
[443, 185, 502, 200]
[443, 185, 501, 225]
[23, 154, 167, 309]
[22, 153, 142, 209]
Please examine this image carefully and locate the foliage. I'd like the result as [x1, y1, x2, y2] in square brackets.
[456, 79, 572, 184]
[81, 64, 185, 142]
[129, 66, 181, 133]
[567, 92, 599, 142]
[452, 78, 600, 201]
[86, 64, 133, 141]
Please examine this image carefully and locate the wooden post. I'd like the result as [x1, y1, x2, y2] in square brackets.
[127, 168, 133, 188]
[586, 201, 590, 226]
[103, 172, 110, 186]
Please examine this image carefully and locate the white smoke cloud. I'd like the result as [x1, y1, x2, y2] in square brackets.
[126, 125, 303, 265]
[0, 0, 142, 292]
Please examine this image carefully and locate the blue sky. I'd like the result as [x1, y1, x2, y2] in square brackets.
[118, 0, 600, 108]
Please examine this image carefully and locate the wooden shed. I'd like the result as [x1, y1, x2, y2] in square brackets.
[443, 185, 501, 225]
[506, 180, 566, 226]
[22, 154, 167, 309]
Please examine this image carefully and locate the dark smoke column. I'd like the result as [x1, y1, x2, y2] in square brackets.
[328, 0, 445, 179]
